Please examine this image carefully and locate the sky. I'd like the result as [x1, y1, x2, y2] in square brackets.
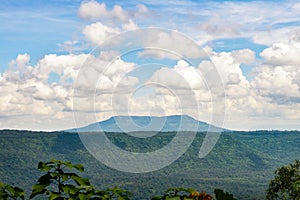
[0, 0, 300, 131]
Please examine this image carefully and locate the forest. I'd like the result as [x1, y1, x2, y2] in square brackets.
[0, 130, 300, 199]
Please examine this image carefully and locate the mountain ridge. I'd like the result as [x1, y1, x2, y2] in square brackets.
[67, 115, 226, 133]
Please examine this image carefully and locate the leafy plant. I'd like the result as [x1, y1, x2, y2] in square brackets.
[97, 187, 132, 200]
[266, 159, 300, 200]
[0, 181, 25, 200]
[29, 159, 93, 199]
[29, 159, 131, 200]
[151, 187, 212, 200]
[214, 189, 237, 200]
[1, 158, 239, 200]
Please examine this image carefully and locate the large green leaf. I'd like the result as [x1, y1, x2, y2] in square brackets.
[0, 190, 9, 200]
[61, 184, 78, 195]
[37, 172, 53, 184]
[38, 161, 54, 171]
[48, 191, 62, 200]
[63, 161, 74, 169]
[12, 186, 25, 200]
[30, 184, 48, 199]
[0, 181, 5, 188]
[5, 185, 25, 199]
[74, 164, 84, 172]
[78, 193, 91, 200]
[71, 176, 91, 186]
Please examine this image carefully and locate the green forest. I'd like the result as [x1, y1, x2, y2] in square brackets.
[0, 130, 300, 199]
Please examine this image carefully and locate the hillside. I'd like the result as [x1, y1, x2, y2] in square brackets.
[0, 130, 299, 199]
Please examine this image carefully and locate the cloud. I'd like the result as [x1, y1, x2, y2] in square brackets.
[82, 22, 120, 46]
[260, 42, 300, 65]
[122, 19, 138, 31]
[0, 52, 138, 130]
[78, 1, 107, 19]
[197, 14, 239, 37]
[78, 1, 149, 23]
[137, 49, 181, 60]
[251, 65, 299, 100]
[2, 0, 300, 131]
[137, 29, 206, 59]
[78, 1, 128, 22]
[136, 4, 148, 16]
[252, 27, 300, 46]
[82, 19, 139, 46]
[231, 49, 255, 64]
[147, 60, 205, 91]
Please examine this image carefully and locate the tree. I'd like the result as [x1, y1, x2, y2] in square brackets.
[29, 159, 131, 200]
[0, 158, 237, 200]
[0, 181, 25, 200]
[266, 160, 300, 200]
[214, 189, 237, 200]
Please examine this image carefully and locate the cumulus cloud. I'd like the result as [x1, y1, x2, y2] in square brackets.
[136, 4, 148, 16]
[260, 43, 300, 65]
[137, 49, 181, 60]
[251, 65, 300, 100]
[137, 29, 206, 59]
[82, 19, 139, 46]
[122, 19, 138, 31]
[78, 1, 128, 22]
[2, 1, 300, 131]
[252, 27, 300, 46]
[148, 60, 205, 91]
[231, 49, 255, 64]
[77, 1, 149, 23]
[0, 52, 139, 130]
[82, 22, 120, 45]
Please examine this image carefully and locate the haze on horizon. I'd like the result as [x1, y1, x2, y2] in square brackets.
[0, 0, 300, 131]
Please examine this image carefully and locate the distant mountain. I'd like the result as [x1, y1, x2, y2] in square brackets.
[66, 115, 226, 133]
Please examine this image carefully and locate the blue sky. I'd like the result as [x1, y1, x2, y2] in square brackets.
[0, 0, 300, 130]
[0, 0, 81, 71]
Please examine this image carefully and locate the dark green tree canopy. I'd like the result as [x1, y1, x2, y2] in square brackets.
[266, 160, 300, 200]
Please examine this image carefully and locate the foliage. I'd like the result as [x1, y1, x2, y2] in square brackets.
[1, 158, 238, 200]
[0, 181, 25, 200]
[266, 160, 300, 200]
[29, 159, 131, 200]
[214, 189, 237, 200]
[151, 187, 212, 200]
[1, 130, 300, 199]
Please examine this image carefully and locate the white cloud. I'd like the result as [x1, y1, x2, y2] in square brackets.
[0, 52, 138, 130]
[82, 22, 120, 46]
[2, 0, 300, 131]
[148, 60, 205, 91]
[231, 49, 255, 64]
[260, 42, 300, 65]
[252, 27, 300, 46]
[251, 65, 299, 99]
[122, 19, 138, 31]
[78, 1, 108, 20]
[99, 51, 120, 61]
[198, 14, 239, 37]
[139, 29, 206, 59]
[78, 1, 128, 22]
[136, 4, 148, 15]
[137, 49, 181, 60]
[110, 5, 128, 22]
[78, 1, 149, 23]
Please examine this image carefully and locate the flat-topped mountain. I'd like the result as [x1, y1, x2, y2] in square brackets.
[67, 115, 225, 133]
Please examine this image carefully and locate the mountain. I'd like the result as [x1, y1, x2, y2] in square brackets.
[67, 115, 225, 133]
